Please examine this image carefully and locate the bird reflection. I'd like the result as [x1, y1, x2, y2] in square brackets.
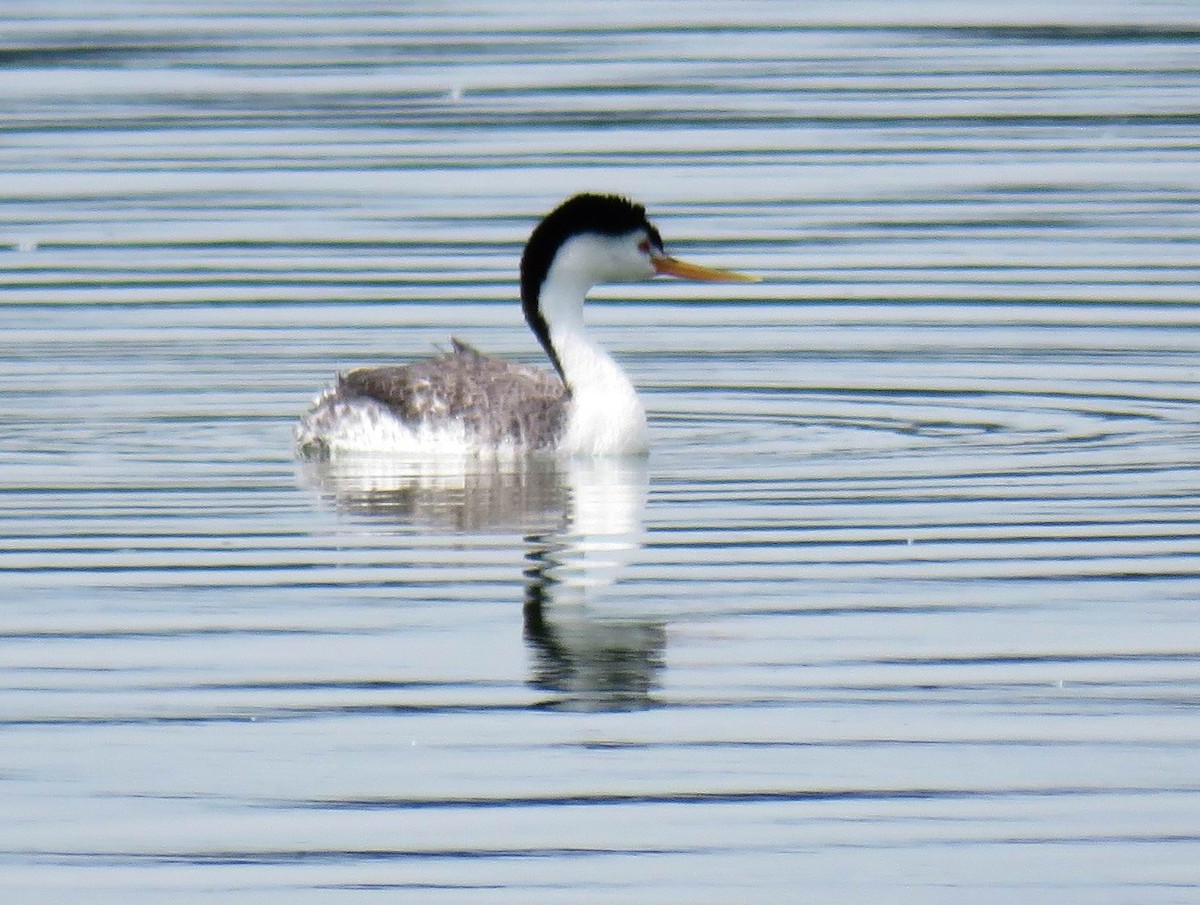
[298, 454, 662, 710]
[521, 459, 662, 711]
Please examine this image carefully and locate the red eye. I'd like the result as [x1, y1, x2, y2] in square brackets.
[638, 239, 651, 253]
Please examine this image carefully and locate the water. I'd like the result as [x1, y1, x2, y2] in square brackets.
[3, 2, 1200, 902]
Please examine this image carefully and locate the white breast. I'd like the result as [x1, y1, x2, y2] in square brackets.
[554, 334, 648, 456]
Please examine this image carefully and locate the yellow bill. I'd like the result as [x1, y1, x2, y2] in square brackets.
[652, 254, 760, 283]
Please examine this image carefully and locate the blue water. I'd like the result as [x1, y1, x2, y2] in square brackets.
[2, 2, 1200, 902]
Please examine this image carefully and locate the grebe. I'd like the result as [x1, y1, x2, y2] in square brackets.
[296, 194, 756, 457]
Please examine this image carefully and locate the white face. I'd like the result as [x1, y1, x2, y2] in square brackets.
[550, 230, 658, 287]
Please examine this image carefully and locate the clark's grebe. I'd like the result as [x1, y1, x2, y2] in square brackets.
[296, 194, 756, 457]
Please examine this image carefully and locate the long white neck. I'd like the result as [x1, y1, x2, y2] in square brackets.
[536, 269, 648, 457]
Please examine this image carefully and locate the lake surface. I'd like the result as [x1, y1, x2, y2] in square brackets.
[3, 2, 1200, 902]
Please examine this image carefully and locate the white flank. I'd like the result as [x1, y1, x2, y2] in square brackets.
[295, 391, 522, 458]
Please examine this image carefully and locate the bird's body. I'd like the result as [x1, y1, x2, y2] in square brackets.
[296, 194, 754, 458]
[298, 339, 570, 455]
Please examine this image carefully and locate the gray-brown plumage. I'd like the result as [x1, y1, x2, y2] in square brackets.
[334, 338, 568, 449]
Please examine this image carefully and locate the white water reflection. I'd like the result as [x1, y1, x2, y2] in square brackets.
[300, 455, 659, 709]
[523, 459, 661, 711]
[298, 452, 569, 532]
